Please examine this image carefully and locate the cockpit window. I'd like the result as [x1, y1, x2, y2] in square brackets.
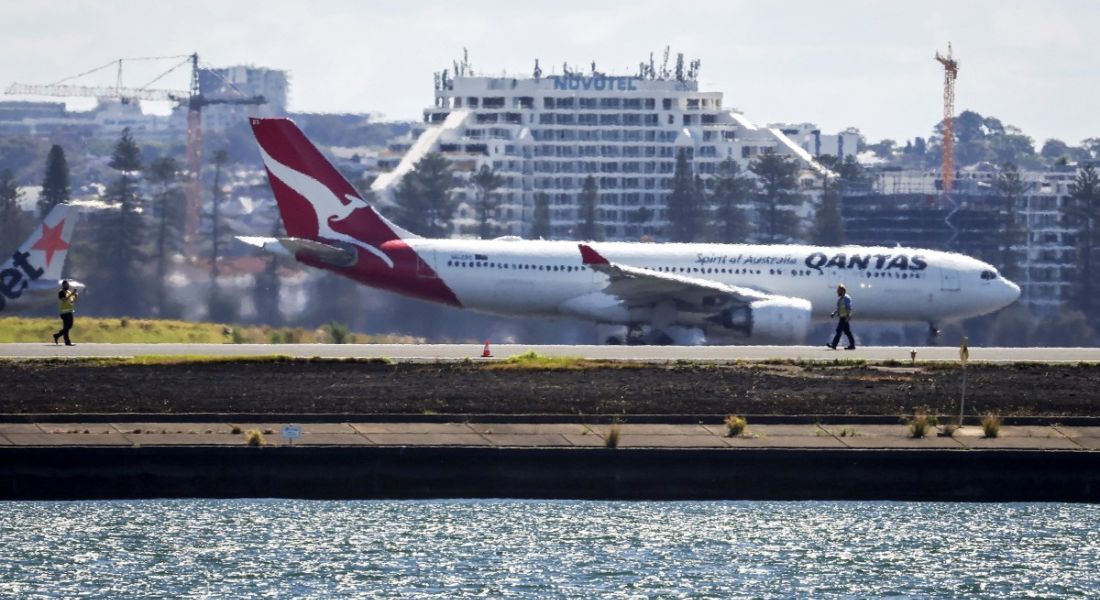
[980, 270, 998, 280]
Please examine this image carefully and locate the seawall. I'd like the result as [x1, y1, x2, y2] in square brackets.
[2, 446, 1096, 502]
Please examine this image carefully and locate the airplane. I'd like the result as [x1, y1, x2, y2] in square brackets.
[0, 203, 84, 314]
[240, 118, 1021, 345]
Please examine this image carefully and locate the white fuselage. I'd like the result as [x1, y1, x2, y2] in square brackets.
[246, 117, 1021, 343]
[408, 239, 1020, 328]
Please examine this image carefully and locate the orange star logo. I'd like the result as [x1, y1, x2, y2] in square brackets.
[31, 220, 69, 269]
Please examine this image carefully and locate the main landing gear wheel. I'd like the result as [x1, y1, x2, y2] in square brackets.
[927, 323, 942, 346]
[603, 326, 673, 346]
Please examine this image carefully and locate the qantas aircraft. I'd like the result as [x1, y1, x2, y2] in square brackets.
[241, 118, 1020, 344]
[0, 203, 83, 314]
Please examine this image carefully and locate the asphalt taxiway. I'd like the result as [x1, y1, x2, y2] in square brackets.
[1, 343, 1099, 363]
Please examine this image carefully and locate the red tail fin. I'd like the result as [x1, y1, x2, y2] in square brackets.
[250, 118, 410, 245]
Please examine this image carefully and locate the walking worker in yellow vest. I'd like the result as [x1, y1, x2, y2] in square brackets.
[53, 280, 78, 346]
[827, 284, 856, 350]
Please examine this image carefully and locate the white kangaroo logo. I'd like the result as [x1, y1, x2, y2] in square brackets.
[259, 146, 394, 268]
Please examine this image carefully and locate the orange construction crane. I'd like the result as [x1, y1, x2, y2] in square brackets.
[179, 53, 266, 249]
[6, 53, 265, 249]
[935, 43, 959, 195]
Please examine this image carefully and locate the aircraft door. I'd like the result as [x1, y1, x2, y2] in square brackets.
[416, 249, 439, 279]
[940, 267, 960, 291]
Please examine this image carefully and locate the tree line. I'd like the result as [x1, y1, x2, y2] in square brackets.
[0, 128, 276, 323]
[388, 148, 866, 245]
[865, 109, 1100, 171]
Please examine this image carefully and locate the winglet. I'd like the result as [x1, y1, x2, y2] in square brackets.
[578, 244, 609, 265]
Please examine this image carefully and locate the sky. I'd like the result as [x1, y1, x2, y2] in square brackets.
[2, 0, 1098, 146]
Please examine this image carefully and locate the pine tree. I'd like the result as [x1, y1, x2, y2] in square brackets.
[253, 220, 284, 326]
[992, 162, 1026, 279]
[666, 149, 703, 242]
[97, 128, 146, 316]
[1063, 164, 1100, 321]
[576, 175, 601, 240]
[810, 157, 844, 246]
[110, 128, 142, 172]
[146, 156, 184, 317]
[811, 184, 844, 246]
[709, 158, 752, 243]
[692, 173, 708, 240]
[0, 169, 31, 257]
[471, 164, 504, 238]
[627, 206, 655, 238]
[749, 153, 802, 243]
[39, 145, 70, 218]
[208, 149, 237, 322]
[393, 152, 457, 237]
[531, 192, 551, 239]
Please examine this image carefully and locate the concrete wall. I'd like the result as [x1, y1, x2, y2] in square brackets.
[1, 447, 1096, 502]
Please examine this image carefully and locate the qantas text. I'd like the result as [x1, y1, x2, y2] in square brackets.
[694, 252, 927, 273]
[803, 252, 928, 273]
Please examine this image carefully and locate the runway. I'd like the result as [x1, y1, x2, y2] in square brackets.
[1, 343, 1099, 363]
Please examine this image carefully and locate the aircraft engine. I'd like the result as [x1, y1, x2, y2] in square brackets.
[707, 296, 812, 343]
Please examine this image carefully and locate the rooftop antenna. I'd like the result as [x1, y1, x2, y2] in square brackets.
[661, 46, 670, 79]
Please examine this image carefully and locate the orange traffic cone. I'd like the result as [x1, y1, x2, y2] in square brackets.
[481, 340, 492, 358]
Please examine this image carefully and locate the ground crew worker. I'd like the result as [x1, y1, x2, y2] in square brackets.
[53, 280, 77, 346]
[828, 284, 856, 350]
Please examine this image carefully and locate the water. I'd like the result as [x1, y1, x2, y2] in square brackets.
[0, 500, 1096, 599]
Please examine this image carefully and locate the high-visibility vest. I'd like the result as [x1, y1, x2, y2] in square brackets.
[59, 291, 76, 314]
[836, 295, 852, 318]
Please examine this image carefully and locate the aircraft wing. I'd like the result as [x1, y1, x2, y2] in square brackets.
[577, 244, 813, 340]
[578, 243, 775, 308]
[236, 236, 356, 267]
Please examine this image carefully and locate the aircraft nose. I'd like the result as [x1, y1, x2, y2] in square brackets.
[1003, 279, 1021, 305]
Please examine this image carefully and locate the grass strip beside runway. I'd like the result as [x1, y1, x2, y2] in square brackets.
[0, 317, 421, 344]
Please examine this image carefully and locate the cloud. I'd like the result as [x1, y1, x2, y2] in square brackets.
[1, 0, 1097, 143]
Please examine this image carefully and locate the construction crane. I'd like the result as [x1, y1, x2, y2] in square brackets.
[177, 53, 266, 248]
[6, 54, 187, 103]
[934, 43, 959, 195]
[6, 53, 266, 247]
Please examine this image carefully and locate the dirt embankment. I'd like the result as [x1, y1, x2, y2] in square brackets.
[1, 359, 1097, 417]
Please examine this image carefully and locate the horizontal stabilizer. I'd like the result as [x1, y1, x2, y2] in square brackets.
[236, 236, 356, 267]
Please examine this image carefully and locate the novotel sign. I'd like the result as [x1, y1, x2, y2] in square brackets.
[550, 75, 639, 91]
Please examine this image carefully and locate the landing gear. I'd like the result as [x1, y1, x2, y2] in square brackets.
[927, 322, 942, 345]
[600, 325, 699, 345]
